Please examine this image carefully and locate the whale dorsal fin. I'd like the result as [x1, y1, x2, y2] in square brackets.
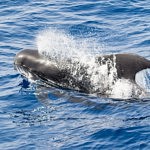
[98, 53, 150, 81]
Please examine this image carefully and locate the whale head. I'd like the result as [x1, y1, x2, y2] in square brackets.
[14, 49, 67, 83]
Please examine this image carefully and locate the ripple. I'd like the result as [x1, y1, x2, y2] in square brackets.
[0, 0, 150, 149]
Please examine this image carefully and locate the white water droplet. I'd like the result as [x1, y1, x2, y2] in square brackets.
[35, 28, 149, 99]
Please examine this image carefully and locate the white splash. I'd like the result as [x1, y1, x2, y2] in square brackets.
[36, 28, 149, 99]
[36, 29, 98, 67]
[110, 79, 146, 99]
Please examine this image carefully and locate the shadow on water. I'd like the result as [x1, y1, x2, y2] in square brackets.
[11, 78, 150, 129]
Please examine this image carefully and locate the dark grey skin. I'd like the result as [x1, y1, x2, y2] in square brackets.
[97, 53, 150, 80]
[14, 49, 150, 93]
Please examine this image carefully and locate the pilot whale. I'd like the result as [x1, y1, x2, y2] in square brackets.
[14, 49, 150, 93]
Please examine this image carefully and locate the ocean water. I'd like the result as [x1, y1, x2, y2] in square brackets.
[0, 0, 150, 149]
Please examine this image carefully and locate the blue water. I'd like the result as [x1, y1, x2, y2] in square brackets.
[0, 0, 150, 149]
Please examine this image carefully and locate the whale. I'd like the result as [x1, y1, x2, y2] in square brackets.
[14, 49, 150, 93]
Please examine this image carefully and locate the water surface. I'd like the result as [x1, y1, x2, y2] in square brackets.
[0, 0, 150, 149]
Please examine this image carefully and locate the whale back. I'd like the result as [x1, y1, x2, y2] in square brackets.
[98, 54, 150, 80]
